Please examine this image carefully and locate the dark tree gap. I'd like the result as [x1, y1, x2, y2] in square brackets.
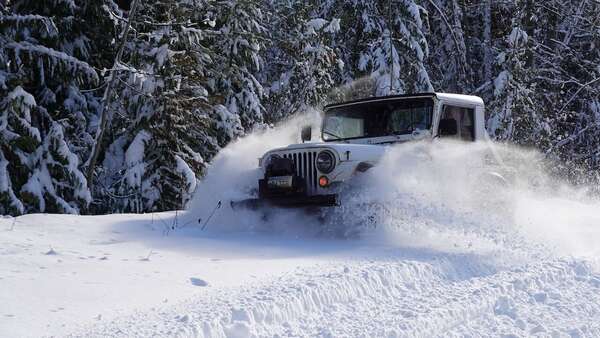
[115, 0, 131, 11]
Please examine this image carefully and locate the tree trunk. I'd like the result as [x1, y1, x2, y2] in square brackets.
[483, 0, 492, 85]
[85, 0, 140, 191]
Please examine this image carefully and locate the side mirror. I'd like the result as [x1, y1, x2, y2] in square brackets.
[301, 125, 312, 143]
[438, 118, 458, 137]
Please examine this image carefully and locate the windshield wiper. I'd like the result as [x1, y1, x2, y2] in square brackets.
[392, 130, 412, 136]
[322, 130, 345, 141]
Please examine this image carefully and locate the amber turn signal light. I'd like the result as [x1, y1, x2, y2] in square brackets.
[318, 176, 329, 187]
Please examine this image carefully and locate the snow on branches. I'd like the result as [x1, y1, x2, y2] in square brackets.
[1, 0, 599, 215]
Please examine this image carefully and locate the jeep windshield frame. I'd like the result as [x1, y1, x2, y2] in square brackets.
[322, 95, 435, 142]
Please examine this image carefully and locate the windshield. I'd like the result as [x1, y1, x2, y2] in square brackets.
[322, 97, 434, 141]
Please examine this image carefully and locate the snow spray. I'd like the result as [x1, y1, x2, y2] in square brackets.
[185, 110, 600, 259]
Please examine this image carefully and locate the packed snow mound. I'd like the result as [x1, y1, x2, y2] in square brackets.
[186, 116, 600, 258]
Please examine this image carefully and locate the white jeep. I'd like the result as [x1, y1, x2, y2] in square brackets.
[232, 92, 487, 209]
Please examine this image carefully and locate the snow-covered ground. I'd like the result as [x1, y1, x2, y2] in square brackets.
[0, 213, 374, 337]
[2, 116, 600, 337]
[2, 209, 600, 338]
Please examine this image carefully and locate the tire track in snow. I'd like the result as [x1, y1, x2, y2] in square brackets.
[73, 254, 600, 338]
[299, 260, 600, 337]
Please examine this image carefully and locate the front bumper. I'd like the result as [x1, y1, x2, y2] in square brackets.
[230, 194, 339, 210]
[231, 173, 339, 210]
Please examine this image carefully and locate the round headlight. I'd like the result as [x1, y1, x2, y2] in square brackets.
[316, 151, 335, 173]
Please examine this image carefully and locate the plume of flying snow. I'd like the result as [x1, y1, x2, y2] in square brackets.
[329, 140, 600, 258]
[186, 109, 600, 259]
[184, 109, 322, 234]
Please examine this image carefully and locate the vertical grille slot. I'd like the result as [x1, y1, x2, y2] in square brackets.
[302, 152, 307, 190]
[314, 152, 318, 189]
[307, 152, 312, 192]
[308, 152, 314, 191]
[299, 153, 303, 179]
[292, 153, 297, 176]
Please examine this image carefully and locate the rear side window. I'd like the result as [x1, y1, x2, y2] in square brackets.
[441, 105, 475, 141]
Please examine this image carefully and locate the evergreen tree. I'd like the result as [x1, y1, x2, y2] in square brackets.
[2, 0, 600, 215]
[210, 0, 268, 135]
[263, 0, 342, 121]
[321, 0, 432, 97]
[0, 87, 91, 214]
[0, 0, 115, 214]
[98, 0, 219, 212]
[422, 0, 470, 92]
[487, 25, 541, 146]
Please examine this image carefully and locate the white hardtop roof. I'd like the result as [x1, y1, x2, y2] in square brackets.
[324, 92, 484, 110]
[435, 93, 484, 106]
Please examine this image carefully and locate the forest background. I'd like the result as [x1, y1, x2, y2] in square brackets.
[1, 0, 599, 215]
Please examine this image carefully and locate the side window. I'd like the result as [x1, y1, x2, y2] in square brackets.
[440, 105, 475, 141]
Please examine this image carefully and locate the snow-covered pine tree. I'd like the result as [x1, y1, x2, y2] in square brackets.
[320, 0, 432, 97]
[0, 0, 115, 214]
[98, 0, 219, 212]
[530, 0, 600, 185]
[262, 0, 341, 122]
[487, 23, 542, 146]
[0, 87, 91, 214]
[1, 0, 599, 215]
[422, 0, 470, 92]
[209, 0, 268, 138]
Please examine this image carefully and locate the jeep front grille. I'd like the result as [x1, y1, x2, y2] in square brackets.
[281, 151, 318, 194]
